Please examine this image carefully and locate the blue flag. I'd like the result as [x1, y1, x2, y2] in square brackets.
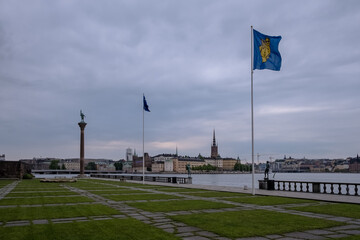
[253, 29, 282, 71]
[143, 95, 150, 112]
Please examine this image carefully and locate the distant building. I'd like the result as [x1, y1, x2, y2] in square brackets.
[222, 158, 239, 171]
[122, 161, 132, 173]
[153, 154, 177, 162]
[126, 148, 133, 162]
[63, 159, 80, 170]
[152, 161, 164, 172]
[174, 157, 205, 173]
[132, 153, 151, 172]
[349, 155, 360, 173]
[204, 158, 223, 169]
[164, 158, 174, 172]
[0, 154, 5, 161]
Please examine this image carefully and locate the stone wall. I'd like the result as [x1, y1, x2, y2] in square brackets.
[0, 161, 31, 179]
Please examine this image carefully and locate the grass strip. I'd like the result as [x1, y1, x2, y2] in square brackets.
[12, 188, 66, 192]
[0, 218, 180, 240]
[16, 180, 62, 187]
[88, 190, 148, 195]
[226, 195, 317, 205]
[0, 204, 119, 222]
[127, 199, 235, 212]
[155, 188, 211, 192]
[7, 191, 79, 197]
[102, 193, 182, 201]
[170, 210, 343, 238]
[288, 203, 360, 219]
[182, 191, 249, 198]
[0, 180, 15, 186]
[0, 196, 93, 205]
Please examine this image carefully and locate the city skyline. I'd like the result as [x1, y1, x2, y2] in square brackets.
[1, 1, 360, 161]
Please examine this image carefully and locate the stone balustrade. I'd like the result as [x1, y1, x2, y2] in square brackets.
[259, 179, 359, 196]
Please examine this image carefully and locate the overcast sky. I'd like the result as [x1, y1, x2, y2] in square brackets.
[1, 0, 360, 162]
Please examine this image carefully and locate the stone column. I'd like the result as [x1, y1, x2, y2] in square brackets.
[78, 121, 87, 177]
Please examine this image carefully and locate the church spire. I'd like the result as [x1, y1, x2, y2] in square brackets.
[212, 129, 217, 146]
[211, 129, 218, 159]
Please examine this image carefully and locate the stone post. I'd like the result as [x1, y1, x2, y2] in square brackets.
[78, 121, 87, 177]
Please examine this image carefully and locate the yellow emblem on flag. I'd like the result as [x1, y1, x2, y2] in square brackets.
[259, 38, 271, 63]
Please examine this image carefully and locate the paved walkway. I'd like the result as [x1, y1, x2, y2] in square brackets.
[0, 181, 19, 200]
[1, 179, 360, 239]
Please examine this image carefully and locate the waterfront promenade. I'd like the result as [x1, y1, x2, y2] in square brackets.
[0, 178, 359, 239]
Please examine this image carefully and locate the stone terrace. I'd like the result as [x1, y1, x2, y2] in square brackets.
[0, 178, 359, 239]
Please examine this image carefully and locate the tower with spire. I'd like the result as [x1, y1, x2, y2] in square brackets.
[211, 129, 218, 159]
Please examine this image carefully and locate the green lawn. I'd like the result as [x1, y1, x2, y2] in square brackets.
[289, 203, 360, 219]
[0, 196, 94, 205]
[88, 189, 148, 195]
[0, 180, 15, 187]
[170, 210, 344, 238]
[182, 191, 249, 198]
[16, 180, 63, 188]
[226, 195, 317, 205]
[12, 188, 66, 192]
[157, 188, 212, 192]
[7, 191, 79, 197]
[0, 218, 180, 240]
[127, 199, 235, 212]
[0, 204, 120, 222]
[102, 193, 183, 201]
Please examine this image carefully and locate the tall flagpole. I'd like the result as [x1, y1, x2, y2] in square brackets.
[251, 26, 255, 195]
[142, 94, 145, 184]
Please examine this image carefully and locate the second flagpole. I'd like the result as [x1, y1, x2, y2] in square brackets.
[251, 26, 255, 195]
[142, 94, 145, 184]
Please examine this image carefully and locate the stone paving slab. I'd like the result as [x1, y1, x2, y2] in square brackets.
[265, 234, 283, 239]
[32, 219, 49, 224]
[235, 237, 268, 240]
[183, 236, 210, 240]
[176, 232, 194, 237]
[52, 220, 73, 224]
[277, 238, 300, 240]
[163, 228, 175, 233]
[328, 225, 360, 231]
[177, 226, 202, 233]
[305, 229, 334, 235]
[284, 231, 325, 239]
[132, 215, 149, 220]
[111, 214, 126, 218]
[173, 222, 187, 227]
[152, 218, 169, 223]
[338, 229, 360, 235]
[326, 233, 350, 238]
[156, 224, 174, 229]
[197, 231, 219, 237]
[329, 217, 353, 222]
[91, 217, 112, 220]
[4, 220, 31, 227]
